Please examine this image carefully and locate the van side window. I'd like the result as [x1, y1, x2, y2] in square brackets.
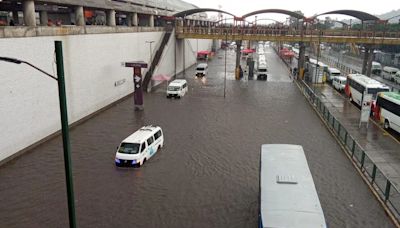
[140, 142, 146, 153]
[154, 130, 162, 140]
[183, 83, 187, 88]
[147, 137, 154, 145]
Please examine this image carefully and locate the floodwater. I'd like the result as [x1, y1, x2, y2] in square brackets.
[0, 46, 394, 228]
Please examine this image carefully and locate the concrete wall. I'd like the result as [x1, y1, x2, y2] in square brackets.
[0, 32, 212, 162]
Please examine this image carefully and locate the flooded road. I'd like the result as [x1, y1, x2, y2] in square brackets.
[0, 47, 394, 228]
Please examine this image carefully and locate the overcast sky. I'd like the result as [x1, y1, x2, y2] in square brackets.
[183, 0, 400, 21]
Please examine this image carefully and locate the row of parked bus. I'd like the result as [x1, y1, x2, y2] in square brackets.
[344, 73, 400, 134]
[307, 58, 400, 135]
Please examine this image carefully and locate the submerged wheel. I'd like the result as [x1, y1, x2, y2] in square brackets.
[384, 120, 390, 130]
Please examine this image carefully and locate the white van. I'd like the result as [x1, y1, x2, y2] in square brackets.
[166, 79, 188, 98]
[332, 76, 347, 91]
[327, 67, 342, 82]
[115, 125, 164, 167]
[394, 71, 400, 84]
[196, 63, 208, 77]
[382, 66, 399, 81]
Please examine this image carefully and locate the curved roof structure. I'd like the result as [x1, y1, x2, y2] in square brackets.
[173, 8, 236, 18]
[314, 10, 380, 21]
[242, 9, 305, 19]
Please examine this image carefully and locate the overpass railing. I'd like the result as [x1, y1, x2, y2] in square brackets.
[176, 26, 400, 39]
[297, 79, 400, 222]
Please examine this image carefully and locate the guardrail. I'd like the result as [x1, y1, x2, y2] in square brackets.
[297, 80, 400, 223]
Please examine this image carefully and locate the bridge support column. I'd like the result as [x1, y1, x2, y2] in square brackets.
[39, 11, 48, 26]
[23, 0, 36, 26]
[362, 46, 370, 75]
[149, 15, 154, 27]
[366, 47, 374, 76]
[298, 42, 306, 79]
[75, 6, 85, 26]
[133, 13, 138, 26]
[235, 40, 242, 80]
[13, 11, 19, 25]
[106, 9, 116, 26]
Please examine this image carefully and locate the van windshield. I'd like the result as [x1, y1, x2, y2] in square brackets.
[331, 72, 341, 76]
[197, 67, 205, 71]
[259, 69, 267, 72]
[168, 86, 180, 91]
[118, 143, 140, 154]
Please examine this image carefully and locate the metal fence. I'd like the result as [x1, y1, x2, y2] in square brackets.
[297, 80, 400, 220]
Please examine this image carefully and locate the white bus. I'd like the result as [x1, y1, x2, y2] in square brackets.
[259, 144, 327, 228]
[376, 92, 400, 133]
[345, 73, 390, 106]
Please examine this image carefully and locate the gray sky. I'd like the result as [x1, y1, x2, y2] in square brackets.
[183, 0, 399, 21]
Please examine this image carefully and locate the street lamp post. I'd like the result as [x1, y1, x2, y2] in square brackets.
[224, 32, 227, 98]
[0, 40, 76, 228]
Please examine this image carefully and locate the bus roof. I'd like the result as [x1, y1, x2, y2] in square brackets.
[260, 144, 326, 228]
[348, 74, 389, 89]
[379, 92, 400, 105]
[328, 67, 341, 73]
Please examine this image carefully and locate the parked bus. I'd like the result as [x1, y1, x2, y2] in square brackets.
[371, 61, 382, 75]
[259, 144, 327, 228]
[376, 92, 400, 133]
[345, 73, 390, 106]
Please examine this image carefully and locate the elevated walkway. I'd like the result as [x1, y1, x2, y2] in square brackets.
[175, 26, 400, 45]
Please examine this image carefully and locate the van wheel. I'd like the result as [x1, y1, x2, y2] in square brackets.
[177, 96, 181, 99]
[158, 146, 161, 151]
[138, 158, 146, 167]
[384, 120, 390, 130]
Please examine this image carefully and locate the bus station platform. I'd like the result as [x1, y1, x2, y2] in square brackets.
[311, 83, 400, 190]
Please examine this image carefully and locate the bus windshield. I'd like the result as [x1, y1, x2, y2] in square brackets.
[118, 143, 140, 154]
[368, 88, 390, 98]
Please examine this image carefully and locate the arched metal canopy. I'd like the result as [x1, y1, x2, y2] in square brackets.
[314, 10, 380, 21]
[242, 9, 305, 19]
[173, 8, 236, 18]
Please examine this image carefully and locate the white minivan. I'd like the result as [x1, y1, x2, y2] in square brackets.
[115, 125, 164, 167]
[332, 76, 347, 91]
[196, 63, 208, 77]
[382, 66, 399, 81]
[166, 79, 188, 98]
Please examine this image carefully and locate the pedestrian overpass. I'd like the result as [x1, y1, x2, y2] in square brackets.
[143, 8, 400, 90]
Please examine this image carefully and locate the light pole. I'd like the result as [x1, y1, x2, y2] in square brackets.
[145, 40, 155, 77]
[224, 31, 227, 98]
[0, 41, 76, 228]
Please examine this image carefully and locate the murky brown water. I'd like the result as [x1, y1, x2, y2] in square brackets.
[0, 47, 394, 228]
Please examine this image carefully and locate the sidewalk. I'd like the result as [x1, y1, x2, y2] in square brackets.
[313, 84, 400, 189]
